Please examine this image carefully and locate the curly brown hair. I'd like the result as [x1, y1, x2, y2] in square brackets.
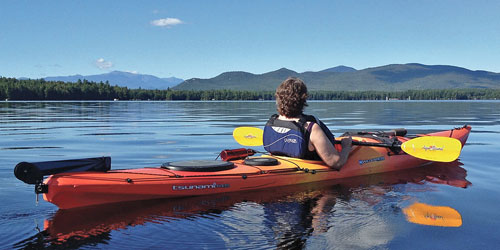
[275, 77, 308, 118]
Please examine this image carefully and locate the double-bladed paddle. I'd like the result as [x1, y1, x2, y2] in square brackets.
[233, 127, 462, 162]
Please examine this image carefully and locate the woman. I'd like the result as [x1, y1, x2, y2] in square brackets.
[263, 77, 352, 170]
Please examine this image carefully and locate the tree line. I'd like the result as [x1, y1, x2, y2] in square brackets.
[1, 77, 500, 101]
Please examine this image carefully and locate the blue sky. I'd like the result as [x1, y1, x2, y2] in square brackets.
[1, 0, 499, 80]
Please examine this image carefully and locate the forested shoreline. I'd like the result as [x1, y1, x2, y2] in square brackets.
[1, 77, 500, 101]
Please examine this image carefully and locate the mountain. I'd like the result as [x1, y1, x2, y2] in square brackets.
[319, 65, 357, 73]
[178, 68, 301, 91]
[44, 71, 183, 89]
[174, 64, 500, 91]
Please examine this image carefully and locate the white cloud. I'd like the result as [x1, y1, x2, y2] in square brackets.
[95, 58, 113, 69]
[151, 18, 183, 27]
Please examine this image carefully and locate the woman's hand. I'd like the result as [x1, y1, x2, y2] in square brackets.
[340, 136, 352, 149]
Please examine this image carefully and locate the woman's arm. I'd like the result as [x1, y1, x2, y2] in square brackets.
[309, 123, 352, 170]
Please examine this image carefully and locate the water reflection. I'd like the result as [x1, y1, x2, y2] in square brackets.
[14, 161, 470, 249]
[403, 203, 462, 227]
[2, 101, 500, 130]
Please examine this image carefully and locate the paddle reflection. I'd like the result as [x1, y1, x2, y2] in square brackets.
[14, 161, 470, 249]
[403, 202, 462, 227]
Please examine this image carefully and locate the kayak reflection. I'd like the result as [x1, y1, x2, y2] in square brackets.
[14, 161, 470, 249]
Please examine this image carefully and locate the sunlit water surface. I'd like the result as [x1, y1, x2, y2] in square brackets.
[1, 101, 499, 249]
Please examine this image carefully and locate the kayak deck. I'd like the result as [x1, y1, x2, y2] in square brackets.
[43, 125, 471, 209]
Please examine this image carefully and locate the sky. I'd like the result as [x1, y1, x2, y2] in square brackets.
[1, 0, 499, 80]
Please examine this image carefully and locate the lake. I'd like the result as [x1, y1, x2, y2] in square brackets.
[1, 101, 499, 249]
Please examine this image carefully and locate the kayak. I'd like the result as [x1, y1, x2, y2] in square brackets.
[41, 161, 469, 242]
[15, 125, 471, 209]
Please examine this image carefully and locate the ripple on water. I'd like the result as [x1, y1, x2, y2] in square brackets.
[96, 202, 272, 250]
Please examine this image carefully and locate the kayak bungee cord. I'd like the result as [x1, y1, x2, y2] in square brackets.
[217, 148, 341, 175]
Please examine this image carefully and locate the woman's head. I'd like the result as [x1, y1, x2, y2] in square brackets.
[275, 77, 308, 117]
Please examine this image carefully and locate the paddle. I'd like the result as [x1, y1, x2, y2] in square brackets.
[403, 202, 462, 227]
[233, 127, 462, 162]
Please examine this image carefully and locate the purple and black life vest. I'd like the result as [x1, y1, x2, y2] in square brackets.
[263, 114, 335, 160]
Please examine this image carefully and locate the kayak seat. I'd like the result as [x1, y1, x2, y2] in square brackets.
[162, 160, 235, 172]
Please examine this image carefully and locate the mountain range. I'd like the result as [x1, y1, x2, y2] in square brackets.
[40, 63, 500, 91]
[174, 64, 500, 91]
[44, 71, 183, 89]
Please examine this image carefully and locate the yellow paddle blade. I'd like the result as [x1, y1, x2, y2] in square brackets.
[233, 127, 264, 146]
[401, 136, 462, 162]
[403, 202, 462, 227]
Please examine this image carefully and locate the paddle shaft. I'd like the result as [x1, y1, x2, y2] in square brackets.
[335, 139, 400, 149]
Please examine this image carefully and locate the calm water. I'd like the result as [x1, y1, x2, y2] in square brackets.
[1, 101, 499, 249]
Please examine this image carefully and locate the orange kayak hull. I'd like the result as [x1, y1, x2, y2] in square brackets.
[43, 126, 471, 209]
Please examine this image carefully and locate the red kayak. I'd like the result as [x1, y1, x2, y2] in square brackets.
[42, 160, 470, 242]
[14, 125, 471, 209]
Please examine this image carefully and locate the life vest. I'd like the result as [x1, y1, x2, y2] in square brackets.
[263, 114, 337, 160]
